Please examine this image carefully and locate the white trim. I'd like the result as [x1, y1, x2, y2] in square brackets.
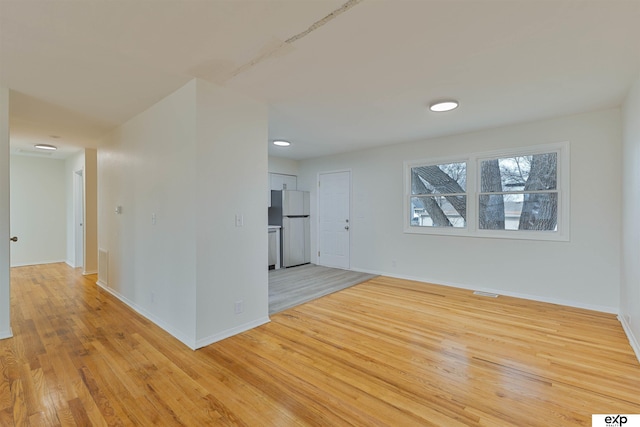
[404, 155, 470, 237]
[10, 259, 67, 268]
[194, 317, 271, 350]
[404, 141, 570, 241]
[0, 328, 12, 340]
[619, 315, 640, 364]
[82, 270, 97, 275]
[96, 280, 271, 351]
[96, 280, 197, 350]
[351, 267, 618, 314]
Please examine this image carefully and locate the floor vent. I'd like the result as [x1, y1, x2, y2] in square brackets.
[98, 249, 108, 286]
[473, 291, 499, 298]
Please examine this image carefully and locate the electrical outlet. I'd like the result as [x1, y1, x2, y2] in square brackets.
[391, 260, 397, 268]
[151, 213, 156, 225]
[235, 214, 244, 227]
[234, 300, 244, 314]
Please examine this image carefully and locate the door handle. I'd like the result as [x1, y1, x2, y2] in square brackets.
[344, 226, 350, 230]
[9, 236, 18, 242]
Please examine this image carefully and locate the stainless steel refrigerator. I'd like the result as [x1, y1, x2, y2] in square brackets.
[268, 190, 310, 268]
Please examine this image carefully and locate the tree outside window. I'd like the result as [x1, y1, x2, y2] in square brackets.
[410, 162, 466, 228]
[479, 153, 558, 231]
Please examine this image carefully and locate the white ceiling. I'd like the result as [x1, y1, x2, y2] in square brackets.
[2, 0, 639, 160]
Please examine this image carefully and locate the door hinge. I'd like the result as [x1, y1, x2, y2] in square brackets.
[318, 251, 320, 257]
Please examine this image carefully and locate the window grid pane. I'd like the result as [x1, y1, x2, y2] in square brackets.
[480, 152, 557, 193]
[479, 192, 558, 231]
[411, 162, 466, 195]
[411, 196, 466, 228]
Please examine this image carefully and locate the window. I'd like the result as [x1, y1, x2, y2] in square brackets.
[405, 142, 569, 241]
[409, 161, 467, 228]
[479, 153, 557, 231]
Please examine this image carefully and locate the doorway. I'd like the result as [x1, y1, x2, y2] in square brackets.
[318, 170, 351, 269]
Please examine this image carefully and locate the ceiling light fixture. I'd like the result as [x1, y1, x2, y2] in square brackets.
[429, 100, 459, 112]
[34, 144, 58, 151]
[273, 140, 291, 147]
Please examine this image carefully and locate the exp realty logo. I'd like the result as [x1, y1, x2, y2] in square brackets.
[593, 414, 640, 427]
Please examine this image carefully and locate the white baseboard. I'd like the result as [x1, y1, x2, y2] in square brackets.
[0, 328, 13, 340]
[195, 317, 271, 350]
[10, 259, 67, 268]
[96, 281, 197, 350]
[351, 267, 619, 314]
[95, 281, 270, 351]
[619, 315, 640, 364]
[65, 261, 96, 276]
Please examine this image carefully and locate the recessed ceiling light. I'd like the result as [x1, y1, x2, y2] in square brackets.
[273, 140, 291, 147]
[429, 100, 459, 112]
[34, 144, 57, 151]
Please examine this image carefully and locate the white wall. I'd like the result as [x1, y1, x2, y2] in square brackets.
[268, 156, 299, 175]
[0, 87, 11, 339]
[100, 79, 198, 346]
[299, 109, 622, 312]
[10, 155, 66, 266]
[98, 78, 268, 349]
[621, 73, 640, 360]
[194, 79, 269, 346]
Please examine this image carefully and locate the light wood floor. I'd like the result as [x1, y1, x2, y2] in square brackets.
[1, 263, 639, 426]
[269, 264, 376, 314]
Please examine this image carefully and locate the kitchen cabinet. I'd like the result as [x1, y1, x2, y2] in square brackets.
[270, 173, 297, 191]
[268, 173, 297, 206]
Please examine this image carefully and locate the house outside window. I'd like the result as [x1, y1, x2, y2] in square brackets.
[404, 142, 569, 241]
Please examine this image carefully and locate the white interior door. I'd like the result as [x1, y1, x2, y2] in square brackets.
[318, 171, 350, 269]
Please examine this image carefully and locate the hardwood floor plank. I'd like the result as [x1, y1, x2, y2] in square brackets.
[67, 397, 92, 427]
[1, 263, 639, 426]
[10, 379, 28, 426]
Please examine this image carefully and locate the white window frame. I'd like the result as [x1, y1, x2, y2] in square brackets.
[404, 141, 570, 241]
[404, 155, 471, 237]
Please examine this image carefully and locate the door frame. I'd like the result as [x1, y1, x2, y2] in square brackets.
[74, 169, 84, 269]
[317, 169, 352, 269]
[1, 87, 11, 339]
